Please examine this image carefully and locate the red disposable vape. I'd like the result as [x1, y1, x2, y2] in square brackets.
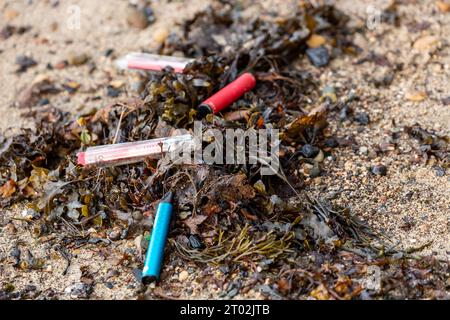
[197, 73, 256, 117]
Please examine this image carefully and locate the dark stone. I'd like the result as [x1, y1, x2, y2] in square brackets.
[354, 112, 370, 125]
[132, 268, 143, 283]
[371, 164, 387, 176]
[300, 144, 319, 158]
[306, 46, 329, 67]
[15, 55, 37, 72]
[188, 234, 205, 249]
[392, 131, 402, 140]
[434, 166, 445, 177]
[107, 86, 121, 98]
[24, 284, 37, 292]
[108, 229, 121, 241]
[88, 62, 96, 74]
[227, 288, 239, 298]
[324, 138, 338, 148]
[219, 265, 230, 274]
[105, 282, 114, 289]
[373, 73, 394, 88]
[405, 191, 413, 200]
[339, 105, 351, 121]
[106, 269, 120, 278]
[104, 49, 114, 57]
[38, 98, 50, 106]
[144, 7, 155, 24]
[88, 238, 111, 245]
[64, 282, 93, 299]
[10, 247, 20, 266]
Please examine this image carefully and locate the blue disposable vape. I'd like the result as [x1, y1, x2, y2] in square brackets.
[142, 192, 173, 284]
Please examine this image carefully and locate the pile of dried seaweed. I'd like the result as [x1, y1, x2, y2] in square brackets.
[1, 3, 448, 300]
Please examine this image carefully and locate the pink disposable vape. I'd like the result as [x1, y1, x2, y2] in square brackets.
[77, 134, 193, 167]
[115, 53, 194, 73]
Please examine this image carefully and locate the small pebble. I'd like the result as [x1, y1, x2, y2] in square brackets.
[307, 34, 326, 48]
[105, 282, 114, 289]
[127, 7, 149, 30]
[309, 163, 321, 178]
[368, 149, 378, 159]
[413, 35, 439, 52]
[324, 138, 338, 148]
[371, 164, 387, 176]
[354, 113, 370, 125]
[143, 7, 155, 24]
[106, 269, 120, 278]
[405, 91, 427, 102]
[434, 166, 445, 177]
[153, 28, 169, 44]
[15, 55, 37, 72]
[178, 270, 189, 282]
[306, 46, 329, 67]
[339, 105, 350, 121]
[321, 85, 337, 103]
[130, 80, 144, 93]
[24, 284, 37, 292]
[132, 211, 143, 221]
[104, 48, 114, 57]
[359, 146, 368, 155]
[132, 268, 143, 283]
[107, 86, 121, 97]
[179, 211, 191, 220]
[108, 227, 121, 241]
[63, 81, 80, 94]
[314, 149, 324, 162]
[64, 283, 92, 299]
[21, 208, 40, 219]
[87, 62, 96, 74]
[38, 98, 50, 106]
[54, 60, 68, 69]
[188, 234, 205, 249]
[219, 265, 230, 274]
[68, 52, 89, 66]
[300, 144, 319, 158]
[373, 72, 394, 88]
[10, 247, 21, 260]
[239, 270, 248, 277]
[227, 288, 239, 298]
